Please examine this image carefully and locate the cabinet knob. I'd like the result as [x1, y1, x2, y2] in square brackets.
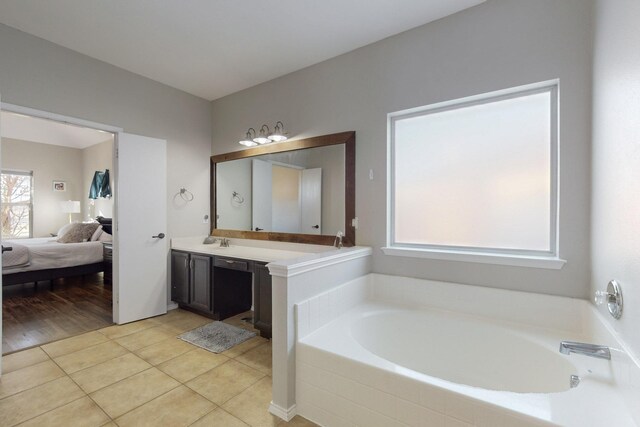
[152, 233, 165, 239]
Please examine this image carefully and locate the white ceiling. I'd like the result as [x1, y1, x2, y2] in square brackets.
[1, 111, 113, 149]
[0, 0, 484, 101]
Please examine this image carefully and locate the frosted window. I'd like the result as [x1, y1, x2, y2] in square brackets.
[392, 89, 555, 253]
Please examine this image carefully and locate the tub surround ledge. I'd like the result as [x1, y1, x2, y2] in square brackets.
[268, 246, 373, 421]
[268, 247, 373, 278]
[170, 235, 329, 263]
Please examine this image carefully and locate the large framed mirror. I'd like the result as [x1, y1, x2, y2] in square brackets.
[210, 131, 355, 246]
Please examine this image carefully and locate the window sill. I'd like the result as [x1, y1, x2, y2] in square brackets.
[381, 247, 566, 270]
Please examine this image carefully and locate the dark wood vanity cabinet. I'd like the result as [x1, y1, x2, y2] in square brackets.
[171, 251, 189, 305]
[253, 262, 272, 339]
[171, 250, 214, 315]
[171, 250, 273, 335]
[189, 254, 213, 313]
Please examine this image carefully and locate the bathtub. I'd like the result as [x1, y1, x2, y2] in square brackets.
[295, 274, 640, 426]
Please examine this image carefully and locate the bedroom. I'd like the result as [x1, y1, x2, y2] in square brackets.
[1, 111, 115, 353]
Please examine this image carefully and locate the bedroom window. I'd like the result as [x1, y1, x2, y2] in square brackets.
[384, 81, 564, 269]
[1, 170, 34, 238]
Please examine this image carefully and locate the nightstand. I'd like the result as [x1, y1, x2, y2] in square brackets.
[102, 242, 113, 285]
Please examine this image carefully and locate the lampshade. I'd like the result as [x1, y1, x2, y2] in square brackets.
[239, 139, 257, 147]
[60, 200, 81, 224]
[253, 124, 271, 144]
[60, 200, 81, 213]
[239, 128, 258, 147]
[268, 121, 288, 142]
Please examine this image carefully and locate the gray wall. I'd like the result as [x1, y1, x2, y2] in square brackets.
[2, 137, 84, 237]
[0, 23, 213, 239]
[591, 0, 640, 356]
[211, 0, 593, 298]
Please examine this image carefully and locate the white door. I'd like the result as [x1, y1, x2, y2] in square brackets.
[252, 159, 272, 232]
[301, 168, 322, 235]
[115, 133, 167, 324]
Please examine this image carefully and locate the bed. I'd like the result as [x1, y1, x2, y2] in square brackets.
[2, 219, 112, 287]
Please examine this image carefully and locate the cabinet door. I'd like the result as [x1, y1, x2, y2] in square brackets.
[189, 254, 213, 313]
[171, 251, 189, 304]
[253, 262, 272, 338]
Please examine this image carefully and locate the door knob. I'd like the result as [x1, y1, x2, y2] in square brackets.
[254, 227, 263, 231]
[2, 245, 13, 253]
[312, 225, 319, 229]
[152, 233, 165, 239]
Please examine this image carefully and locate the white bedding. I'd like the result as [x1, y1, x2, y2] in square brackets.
[2, 238, 104, 273]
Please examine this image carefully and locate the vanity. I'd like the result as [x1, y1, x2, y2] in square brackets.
[171, 131, 356, 340]
[170, 237, 324, 338]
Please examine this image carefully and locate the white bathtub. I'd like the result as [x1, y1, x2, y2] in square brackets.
[352, 308, 576, 394]
[295, 274, 640, 426]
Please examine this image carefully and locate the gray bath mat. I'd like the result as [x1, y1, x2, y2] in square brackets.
[178, 321, 256, 353]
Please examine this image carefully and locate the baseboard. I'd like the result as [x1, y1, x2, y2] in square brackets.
[269, 402, 297, 421]
[167, 302, 179, 311]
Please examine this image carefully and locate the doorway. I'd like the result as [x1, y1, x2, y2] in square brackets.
[0, 102, 169, 362]
[1, 109, 116, 353]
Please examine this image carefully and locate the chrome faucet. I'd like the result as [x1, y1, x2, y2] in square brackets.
[220, 238, 230, 248]
[559, 341, 611, 360]
[334, 231, 343, 249]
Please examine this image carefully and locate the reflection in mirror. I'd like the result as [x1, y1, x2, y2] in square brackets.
[211, 131, 355, 246]
[216, 145, 345, 235]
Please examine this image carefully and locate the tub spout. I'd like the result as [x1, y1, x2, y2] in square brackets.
[559, 341, 611, 360]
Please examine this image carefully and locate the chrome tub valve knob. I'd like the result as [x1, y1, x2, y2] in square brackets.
[595, 280, 623, 319]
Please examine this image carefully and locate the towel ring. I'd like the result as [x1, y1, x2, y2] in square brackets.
[232, 191, 245, 205]
[179, 187, 194, 202]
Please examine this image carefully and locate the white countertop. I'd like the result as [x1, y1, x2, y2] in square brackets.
[170, 236, 329, 263]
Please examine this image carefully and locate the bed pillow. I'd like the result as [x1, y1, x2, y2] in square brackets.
[56, 222, 75, 238]
[98, 231, 113, 242]
[57, 223, 100, 243]
[90, 225, 103, 241]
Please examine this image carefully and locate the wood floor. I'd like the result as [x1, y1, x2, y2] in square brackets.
[2, 274, 113, 354]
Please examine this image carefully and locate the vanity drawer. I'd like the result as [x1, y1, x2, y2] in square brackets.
[214, 256, 253, 272]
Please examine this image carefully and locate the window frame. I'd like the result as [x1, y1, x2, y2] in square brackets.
[1, 169, 34, 239]
[384, 80, 565, 269]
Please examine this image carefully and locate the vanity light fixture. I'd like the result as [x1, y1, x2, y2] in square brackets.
[238, 122, 289, 146]
[239, 128, 258, 147]
[253, 124, 272, 144]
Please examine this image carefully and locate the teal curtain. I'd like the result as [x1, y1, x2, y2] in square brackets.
[89, 169, 112, 199]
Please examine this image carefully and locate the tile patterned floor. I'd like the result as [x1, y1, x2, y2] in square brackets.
[0, 309, 317, 427]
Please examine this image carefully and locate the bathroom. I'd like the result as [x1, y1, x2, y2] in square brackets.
[208, 0, 639, 425]
[0, 0, 637, 426]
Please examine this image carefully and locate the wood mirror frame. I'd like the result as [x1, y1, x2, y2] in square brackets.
[210, 131, 355, 246]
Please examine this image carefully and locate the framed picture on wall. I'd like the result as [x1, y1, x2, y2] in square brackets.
[53, 181, 66, 192]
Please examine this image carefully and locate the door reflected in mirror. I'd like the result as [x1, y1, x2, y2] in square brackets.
[216, 144, 345, 235]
